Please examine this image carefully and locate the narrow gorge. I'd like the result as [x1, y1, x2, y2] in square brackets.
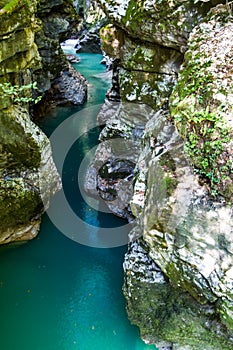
[0, 1, 233, 350]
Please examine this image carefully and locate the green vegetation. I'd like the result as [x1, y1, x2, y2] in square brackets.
[0, 81, 41, 104]
[173, 53, 213, 105]
[0, 0, 22, 14]
[173, 103, 232, 194]
[185, 109, 231, 183]
[170, 20, 233, 200]
[173, 106, 233, 198]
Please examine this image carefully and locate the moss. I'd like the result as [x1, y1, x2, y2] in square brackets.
[121, 35, 183, 73]
[0, 0, 37, 34]
[166, 261, 208, 304]
[100, 24, 123, 57]
[158, 153, 178, 196]
[0, 106, 44, 170]
[119, 69, 176, 110]
[0, 177, 43, 231]
[125, 275, 233, 349]
[170, 13, 233, 201]
[117, 0, 214, 49]
[218, 298, 233, 333]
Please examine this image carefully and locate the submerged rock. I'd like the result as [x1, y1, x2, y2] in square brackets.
[65, 53, 80, 63]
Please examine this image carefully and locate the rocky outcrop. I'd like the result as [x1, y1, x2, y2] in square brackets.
[124, 240, 233, 350]
[97, 0, 221, 50]
[0, 105, 61, 244]
[46, 64, 87, 105]
[76, 0, 105, 27]
[0, 0, 85, 243]
[85, 102, 153, 220]
[98, 0, 225, 109]
[34, 0, 87, 110]
[100, 22, 182, 109]
[93, 1, 233, 349]
[125, 109, 233, 349]
[73, 1, 106, 54]
[75, 26, 102, 53]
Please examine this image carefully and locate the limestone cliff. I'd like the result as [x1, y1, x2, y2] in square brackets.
[0, 0, 86, 243]
[91, 1, 233, 349]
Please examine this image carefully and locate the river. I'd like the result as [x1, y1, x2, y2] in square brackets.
[0, 50, 156, 350]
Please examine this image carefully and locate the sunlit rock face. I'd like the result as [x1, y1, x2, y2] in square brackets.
[99, 21, 182, 109]
[98, 0, 223, 109]
[85, 102, 154, 220]
[97, 0, 221, 50]
[94, 1, 233, 349]
[125, 109, 233, 349]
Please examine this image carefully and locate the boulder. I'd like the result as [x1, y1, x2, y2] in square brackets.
[48, 64, 87, 105]
[0, 106, 61, 244]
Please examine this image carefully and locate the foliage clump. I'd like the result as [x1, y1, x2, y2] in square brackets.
[0, 81, 41, 104]
[170, 6, 233, 201]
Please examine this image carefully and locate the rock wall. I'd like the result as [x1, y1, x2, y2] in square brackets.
[34, 0, 87, 111]
[0, 0, 86, 243]
[92, 1, 233, 349]
[170, 5, 233, 201]
[98, 0, 223, 109]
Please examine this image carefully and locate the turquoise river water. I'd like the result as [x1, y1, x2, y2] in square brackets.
[0, 52, 156, 350]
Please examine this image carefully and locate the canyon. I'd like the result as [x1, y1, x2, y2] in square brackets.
[0, 1, 233, 349]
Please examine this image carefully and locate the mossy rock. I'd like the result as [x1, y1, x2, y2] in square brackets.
[100, 24, 123, 58]
[125, 261, 233, 350]
[99, 0, 215, 50]
[0, 0, 37, 35]
[0, 176, 43, 232]
[0, 106, 47, 170]
[170, 6, 233, 201]
[119, 68, 176, 110]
